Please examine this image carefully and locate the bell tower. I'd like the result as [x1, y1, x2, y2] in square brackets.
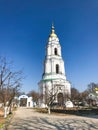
[38, 24, 71, 107]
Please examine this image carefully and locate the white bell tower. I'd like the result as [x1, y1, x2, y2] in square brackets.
[38, 24, 71, 107]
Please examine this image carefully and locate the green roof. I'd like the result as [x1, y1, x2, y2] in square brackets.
[42, 78, 57, 82]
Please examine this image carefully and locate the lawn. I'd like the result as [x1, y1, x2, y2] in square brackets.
[0, 108, 5, 128]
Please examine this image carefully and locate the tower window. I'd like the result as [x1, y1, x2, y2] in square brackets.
[56, 64, 59, 74]
[54, 48, 58, 55]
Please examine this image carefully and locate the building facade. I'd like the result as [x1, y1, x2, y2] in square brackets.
[18, 95, 33, 107]
[38, 25, 71, 107]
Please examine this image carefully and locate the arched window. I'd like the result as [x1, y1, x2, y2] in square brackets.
[56, 64, 59, 74]
[54, 48, 58, 55]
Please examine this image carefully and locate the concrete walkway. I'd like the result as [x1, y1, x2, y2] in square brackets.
[7, 107, 98, 130]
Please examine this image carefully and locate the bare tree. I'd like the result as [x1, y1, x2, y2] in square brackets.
[86, 82, 98, 106]
[0, 57, 23, 118]
[28, 90, 39, 106]
[87, 82, 98, 93]
[71, 87, 80, 105]
[79, 90, 88, 101]
[44, 83, 58, 114]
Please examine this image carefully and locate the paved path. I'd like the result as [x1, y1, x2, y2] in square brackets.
[7, 107, 98, 130]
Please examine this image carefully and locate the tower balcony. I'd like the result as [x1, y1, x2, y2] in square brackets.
[42, 72, 66, 81]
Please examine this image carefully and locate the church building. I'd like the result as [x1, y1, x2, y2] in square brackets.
[38, 24, 71, 107]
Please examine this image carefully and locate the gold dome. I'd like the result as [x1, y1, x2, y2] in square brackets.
[50, 24, 57, 37]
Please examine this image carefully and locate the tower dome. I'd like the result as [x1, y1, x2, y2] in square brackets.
[48, 24, 59, 43]
[50, 24, 57, 37]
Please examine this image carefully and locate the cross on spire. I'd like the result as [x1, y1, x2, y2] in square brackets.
[51, 22, 55, 34]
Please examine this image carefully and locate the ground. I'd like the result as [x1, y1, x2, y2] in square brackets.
[7, 107, 98, 130]
[0, 108, 5, 128]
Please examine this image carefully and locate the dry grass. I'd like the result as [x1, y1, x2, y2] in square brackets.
[0, 107, 14, 128]
[0, 108, 5, 128]
[0, 108, 4, 116]
[34, 107, 98, 116]
[0, 117, 5, 123]
[34, 108, 48, 113]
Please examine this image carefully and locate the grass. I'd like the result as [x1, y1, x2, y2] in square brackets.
[0, 108, 4, 126]
[0, 107, 17, 128]
[0, 117, 6, 128]
[33, 108, 48, 113]
[33, 107, 98, 117]
[51, 107, 98, 116]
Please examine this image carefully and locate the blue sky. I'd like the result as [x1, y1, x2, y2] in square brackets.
[0, 0, 98, 93]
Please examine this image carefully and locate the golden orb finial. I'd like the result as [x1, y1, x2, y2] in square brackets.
[50, 22, 57, 37]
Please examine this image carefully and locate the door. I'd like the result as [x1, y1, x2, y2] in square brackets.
[57, 93, 64, 106]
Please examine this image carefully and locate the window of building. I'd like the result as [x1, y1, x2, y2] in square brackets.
[56, 64, 59, 74]
[54, 48, 58, 55]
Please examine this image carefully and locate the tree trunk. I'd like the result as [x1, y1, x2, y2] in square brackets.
[48, 106, 51, 114]
[9, 105, 12, 114]
[4, 106, 8, 118]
